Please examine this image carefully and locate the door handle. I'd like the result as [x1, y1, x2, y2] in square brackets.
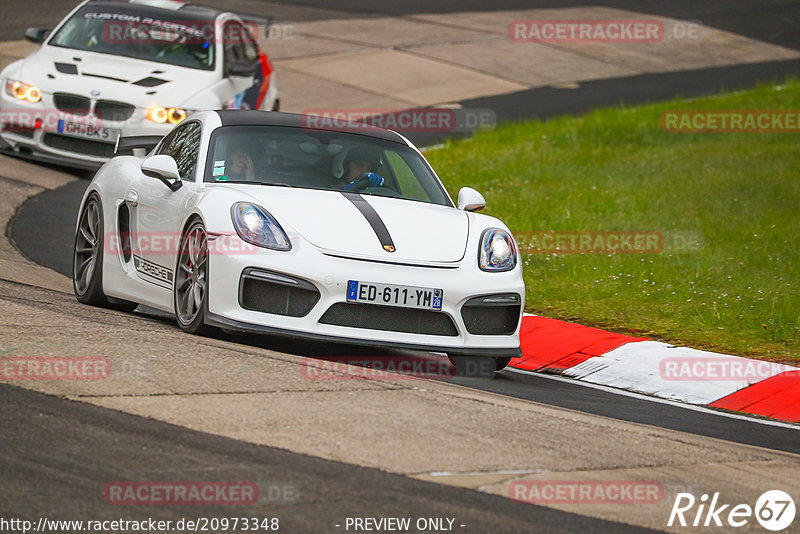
[125, 190, 138, 207]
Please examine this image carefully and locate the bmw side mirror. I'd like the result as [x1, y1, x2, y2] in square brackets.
[457, 187, 486, 212]
[141, 155, 183, 191]
[227, 61, 255, 78]
[24, 27, 50, 44]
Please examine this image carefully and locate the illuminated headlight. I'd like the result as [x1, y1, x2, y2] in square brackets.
[147, 106, 188, 125]
[231, 202, 291, 251]
[4, 79, 42, 103]
[479, 228, 517, 272]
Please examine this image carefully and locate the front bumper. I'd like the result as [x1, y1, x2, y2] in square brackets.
[206, 235, 524, 356]
[0, 94, 172, 170]
[206, 312, 521, 358]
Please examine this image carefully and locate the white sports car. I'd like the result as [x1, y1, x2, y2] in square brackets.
[0, 0, 278, 170]
[72, 111, 524, 373]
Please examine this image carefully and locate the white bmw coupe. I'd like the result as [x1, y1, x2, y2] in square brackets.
[72, 111, 524, 373]
[1, 0, 278, 170]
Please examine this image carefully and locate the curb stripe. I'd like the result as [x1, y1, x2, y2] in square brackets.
[512, 315, 646, 371]
[513, 315, 800, 424]
[709, 371, 800, 422]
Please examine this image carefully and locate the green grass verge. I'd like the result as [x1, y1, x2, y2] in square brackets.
[426, 80, 800, 361]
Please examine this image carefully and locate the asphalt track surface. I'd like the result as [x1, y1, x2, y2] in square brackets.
[4, 0, 800, 530]
[3, 1, 800, 50]
[1, 384, 658, 533]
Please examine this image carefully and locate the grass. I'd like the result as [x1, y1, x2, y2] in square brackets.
[425, 79, 800, 362]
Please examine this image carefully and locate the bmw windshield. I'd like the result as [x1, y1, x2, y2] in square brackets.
[48, 4, 215, 70]
[205, 125, 453, 207]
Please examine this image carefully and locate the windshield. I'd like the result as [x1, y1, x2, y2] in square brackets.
[49, 5, 215, 71]
[205, 126, 452, 206]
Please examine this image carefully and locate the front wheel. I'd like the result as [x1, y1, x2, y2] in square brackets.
[174, 219, 214, 335]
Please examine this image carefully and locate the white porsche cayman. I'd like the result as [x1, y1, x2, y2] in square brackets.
[72, 111, 524, 372]
[0, 0, 278, 170]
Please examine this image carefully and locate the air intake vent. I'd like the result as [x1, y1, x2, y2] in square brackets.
[83, 72, 128, 83]
[239, 269, 320, 317]
[320, 303, 458, 336]
[460, 294, 521, 335]
[94, 100, 135, 122]
[42, 134, 115, 157]
[54, 62, 78, 74]
[53, 93, 90, 115]
[133, 77, 169, 87]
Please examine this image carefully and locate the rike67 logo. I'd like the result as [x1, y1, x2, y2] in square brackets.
[668, 490, 795, 531]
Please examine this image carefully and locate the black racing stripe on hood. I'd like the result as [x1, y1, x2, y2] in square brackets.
[341, 192, 395, 253]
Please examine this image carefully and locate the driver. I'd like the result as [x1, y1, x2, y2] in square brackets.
[339, 148, 385, 191]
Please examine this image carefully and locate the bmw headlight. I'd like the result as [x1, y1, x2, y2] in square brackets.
[479, 228, 517, 272]
[231, 202, 291, 251]
[5, 79, 41, 103]
[147, 106, 189, 125]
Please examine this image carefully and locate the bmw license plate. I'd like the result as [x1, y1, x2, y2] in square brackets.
[347, 280, 443, 311]
[57, 119, 120, 142]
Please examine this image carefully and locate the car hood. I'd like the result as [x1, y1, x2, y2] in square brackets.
[226, 186, 468, 263]
[21, 46, 217, 106]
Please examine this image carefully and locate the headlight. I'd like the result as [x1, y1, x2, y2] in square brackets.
[4, 79, 41, 103]
[147, 106, 188, 125]
[479, 228, 517, 272]
[231, 202, 291, 251]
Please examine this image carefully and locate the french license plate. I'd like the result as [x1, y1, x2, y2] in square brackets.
[347, 280, 443, 311]
[57, 119, 120, 142]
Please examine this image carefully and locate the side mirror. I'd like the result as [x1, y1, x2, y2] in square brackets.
[141, 155, 182, 191]
[24, 27, 50, 44]
[457, 187, 486, 212]
[227, 61, 255, 78]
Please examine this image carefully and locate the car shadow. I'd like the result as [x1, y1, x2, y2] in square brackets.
[132, 304, 492, 381]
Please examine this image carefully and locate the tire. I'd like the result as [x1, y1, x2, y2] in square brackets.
[73, 194, 138, 312]
[174, 218, 214, 336]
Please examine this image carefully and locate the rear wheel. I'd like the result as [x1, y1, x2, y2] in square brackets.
[73, 194, 137, 312]
[174, 219, 214, 335]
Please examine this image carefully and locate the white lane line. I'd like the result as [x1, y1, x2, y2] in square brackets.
[505, 367, 800, 431]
